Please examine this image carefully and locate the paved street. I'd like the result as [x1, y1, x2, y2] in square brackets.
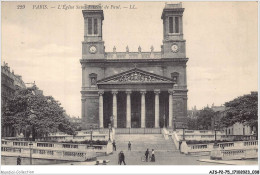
[1, 156, 70, 165]
[98, 150, 207, 165]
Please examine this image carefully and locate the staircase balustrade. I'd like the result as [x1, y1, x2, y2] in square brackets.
[115, 128, 162, 134]
[1, 139, 113, 161]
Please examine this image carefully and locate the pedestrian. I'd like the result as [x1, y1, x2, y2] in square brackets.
[112, 140, 116, 151]
[118, 151, 121, 165]
[128, 141, 131, 151]
[119, 151, 126, 165]
[17, 156, 21, 165]
[145, 149, 149, 162]
[151, 149, 155, 162]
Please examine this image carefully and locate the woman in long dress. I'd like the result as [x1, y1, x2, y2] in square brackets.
[151, 149, 155, 162]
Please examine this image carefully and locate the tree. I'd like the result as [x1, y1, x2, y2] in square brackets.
[2, 86, 75, 140]
[187, 118, 198, 130]
[220, 92, 258, 131]
[197, 107, 215, 130]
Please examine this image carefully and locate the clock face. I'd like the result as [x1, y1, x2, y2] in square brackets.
[171, 44, 179, 53]
[89, 45, 97, 54]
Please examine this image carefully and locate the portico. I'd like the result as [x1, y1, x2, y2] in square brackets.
[98, 89, 174, 128]
[96, 68, 175, 129]
[102, 90, 172, 129]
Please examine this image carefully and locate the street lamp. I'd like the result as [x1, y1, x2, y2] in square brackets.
[179, 123, 187, 153]
[108, 123, 111, 141]
[29, 142, 33, 165]
[90, 125, 93, 147]
[214, 124, 218, 147]
[163, 115, 166, 128]
[210, 123, 221, 160]
[28, 113, 36, 141]
[182, 124, 186, 141]
[173, 118, 176, 131]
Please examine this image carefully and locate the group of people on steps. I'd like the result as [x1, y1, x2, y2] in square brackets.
[113, 140, 156, 165]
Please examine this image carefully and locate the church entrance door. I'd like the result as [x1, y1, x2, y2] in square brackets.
[131, 112, 140, 128]
[131, 92, 141, 128]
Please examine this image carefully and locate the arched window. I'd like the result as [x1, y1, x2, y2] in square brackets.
[171, 72, 179, 85]
[89, 73, 97, 86]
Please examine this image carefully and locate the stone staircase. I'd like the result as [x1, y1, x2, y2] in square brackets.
[97, 134, 200, 165]
[114, 134, 177, 152]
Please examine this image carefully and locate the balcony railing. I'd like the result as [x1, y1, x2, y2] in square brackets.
[172, 85, 187, 90]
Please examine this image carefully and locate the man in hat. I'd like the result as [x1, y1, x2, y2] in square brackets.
[118, 151, 126, 165]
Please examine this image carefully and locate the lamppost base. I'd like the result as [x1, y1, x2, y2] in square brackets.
[180, 140, 188, 154]
[210, 144, 222, 160]
[210, 156, 222, 160]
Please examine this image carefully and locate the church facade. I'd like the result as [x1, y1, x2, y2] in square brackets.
[80, 3, 188, 129]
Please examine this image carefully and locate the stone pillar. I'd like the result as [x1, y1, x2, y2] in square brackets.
[140, 90, 146, 128]
[98, 91, 104, 128]
[183, 97, 188, 117]
[126, 90, 132, 128]
[81, 65, 86, 87]
[81, 99, 85, 119]
[168, 90, 174, 128]
[154, 89, 160, 128]
[184, 65, 187, 86]
[180, 16, 183, 35]
[112, 90, 118, 128]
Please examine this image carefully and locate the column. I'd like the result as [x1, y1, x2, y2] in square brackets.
[112, 90, 118, 128]
[98, 91, 104, 128]
[168, 90, 174, 128]
[154, 89, 160, 128]
[180, 16, 183, 35]
[140, 90, 146, 128]
[126, 90, 132, 128]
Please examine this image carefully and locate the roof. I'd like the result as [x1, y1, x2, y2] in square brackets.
[211, 106, 225, 112]
[97, 68, 174, 85]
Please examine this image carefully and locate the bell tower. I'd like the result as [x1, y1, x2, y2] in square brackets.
[82, 6, 105, 59]
[161, 3, 186, 58]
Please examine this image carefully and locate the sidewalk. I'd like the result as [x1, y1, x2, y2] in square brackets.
[198, 159, 258, 165]
[58, 160, 110, 165]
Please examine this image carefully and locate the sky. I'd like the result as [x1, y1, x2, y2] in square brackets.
[1, 1, 258, 117]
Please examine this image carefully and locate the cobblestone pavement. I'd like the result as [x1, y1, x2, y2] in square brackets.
[98, 150, 207, 165]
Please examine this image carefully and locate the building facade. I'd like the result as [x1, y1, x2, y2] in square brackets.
[69, 116, 82, 131]
[225, 122, 252, 136]
[1, 62, 26, 108]
[80, 3, 188, 129]
[188, 106, 199, 119]
[1, 62, 26, 137]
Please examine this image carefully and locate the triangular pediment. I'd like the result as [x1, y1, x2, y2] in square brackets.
[97, 68, 174, 84]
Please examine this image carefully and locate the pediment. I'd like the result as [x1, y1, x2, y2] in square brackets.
[97, 68, 174, 84]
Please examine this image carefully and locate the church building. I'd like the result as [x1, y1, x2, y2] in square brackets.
[80, 3, 188, 130]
